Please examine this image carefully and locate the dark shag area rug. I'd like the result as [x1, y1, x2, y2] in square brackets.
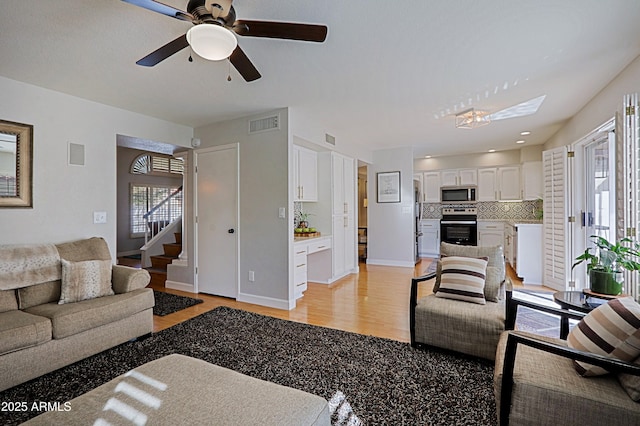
[152, 290, 203, 316]
[0, 307, 496, 425]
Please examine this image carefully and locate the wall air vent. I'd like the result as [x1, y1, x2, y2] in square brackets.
[325, 133, 336, 145]
[249, 115, 280, 134]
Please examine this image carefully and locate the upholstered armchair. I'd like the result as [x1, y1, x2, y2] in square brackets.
[495, 297, 640, 425]
[410, 242, 512, 361]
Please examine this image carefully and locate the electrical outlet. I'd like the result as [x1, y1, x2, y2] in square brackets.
[93, 211, 107, 224]
[249, 271, 255, 282]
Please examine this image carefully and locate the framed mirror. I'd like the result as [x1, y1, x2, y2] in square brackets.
[0, 119, 33, 207]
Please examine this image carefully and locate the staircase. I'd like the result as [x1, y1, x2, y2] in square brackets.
[145, 232, 182, 287]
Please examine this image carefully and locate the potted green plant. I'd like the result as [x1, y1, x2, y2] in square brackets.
[572, 235, 640, 295]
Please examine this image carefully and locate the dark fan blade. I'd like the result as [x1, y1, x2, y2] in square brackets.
[121, 0, 193, 22]
[229, 46, 261, 82]
[136, 34, 189, 67]
[233, 20, 327, 42]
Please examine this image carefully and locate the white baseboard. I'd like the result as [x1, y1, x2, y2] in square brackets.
[165, 280, 195, 293]
[366, 258, 416, 268]
[237, 292, 293, 310]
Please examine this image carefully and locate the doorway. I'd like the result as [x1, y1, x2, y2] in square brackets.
[195, 144, 239, 298]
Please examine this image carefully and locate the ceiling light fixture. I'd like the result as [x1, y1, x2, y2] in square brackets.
[186, 24, 237, 61]
[488, 149, 496, 153]
[520, 131, 531, 136]
[516, 140, 526, 144]
[455, 108, 491, 129]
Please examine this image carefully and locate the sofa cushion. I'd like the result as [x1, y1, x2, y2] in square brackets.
[567, 297, 640, 376]
[59, 259, 114, 304]
[435, 256, 488, 304]
[17, 280, 61, 310]
[55, 237, 112, 262]
[0, 310, 52, 355]
[0, 289, 18, 313]
[24, 288, 154, 339]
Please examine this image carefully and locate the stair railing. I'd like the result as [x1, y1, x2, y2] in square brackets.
[143, 186, 183, 244]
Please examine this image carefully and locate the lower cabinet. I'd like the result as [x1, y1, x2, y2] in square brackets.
[294, 237, 332, 297]
[293, 244, 308, 299]
[478, 222, 504, 247]
[419, 220, 440, 257]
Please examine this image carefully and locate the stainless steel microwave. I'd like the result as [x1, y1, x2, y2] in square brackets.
[441, 186, 477, 203]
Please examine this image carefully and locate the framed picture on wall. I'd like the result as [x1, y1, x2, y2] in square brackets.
[377, 171, 401, 203]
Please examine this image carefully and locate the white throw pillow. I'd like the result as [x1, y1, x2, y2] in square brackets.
[435, 256, 488, 305]
[59, 259, 114, 304]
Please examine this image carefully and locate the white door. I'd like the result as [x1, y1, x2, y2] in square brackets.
[195, 145, 238, 298]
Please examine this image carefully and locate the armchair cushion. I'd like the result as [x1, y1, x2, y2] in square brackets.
[567, 296, 640, 376]
[619, 356, 640, 401]
[435, 256, 488, 304]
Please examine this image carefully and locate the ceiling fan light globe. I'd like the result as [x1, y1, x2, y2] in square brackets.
[186, 24, 237, 61]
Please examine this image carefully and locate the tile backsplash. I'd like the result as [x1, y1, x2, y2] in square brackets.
[422, 199, 543, 221]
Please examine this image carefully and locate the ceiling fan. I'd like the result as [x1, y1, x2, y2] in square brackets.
[121, 0, 328, 82]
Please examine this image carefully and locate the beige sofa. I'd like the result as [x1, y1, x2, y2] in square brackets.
[0, 237, 153, 392]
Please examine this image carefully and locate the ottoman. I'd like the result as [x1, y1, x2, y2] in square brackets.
[24, 354, 330, 425]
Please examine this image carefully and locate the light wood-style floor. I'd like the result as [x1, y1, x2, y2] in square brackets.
[119, 258, 547, 342]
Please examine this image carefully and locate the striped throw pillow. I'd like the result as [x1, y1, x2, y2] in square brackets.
[567, 297, 640, 376]
[435, 256, 488, 305]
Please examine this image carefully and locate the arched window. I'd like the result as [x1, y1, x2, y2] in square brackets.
[130, 153, 183, 175]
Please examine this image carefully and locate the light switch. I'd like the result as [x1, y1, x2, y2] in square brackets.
[278, 207, 286, 219]
[93, 211, 107, 224]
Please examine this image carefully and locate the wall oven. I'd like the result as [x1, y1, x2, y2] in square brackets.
[440, 207, 477, 246]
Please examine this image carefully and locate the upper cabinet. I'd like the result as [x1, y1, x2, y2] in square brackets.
[413, 173, 424, 202]
[477, 166, 521, 201]
[522, 161, 543, 200]
[293, 145, 318, 202]
[423, 172, 441, 203]
[497, 166, 521, 200]
[440, 168, 477, 186]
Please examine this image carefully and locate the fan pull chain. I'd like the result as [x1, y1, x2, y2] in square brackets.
[188, 45, 193, 63]
[227, 60, 232, 81]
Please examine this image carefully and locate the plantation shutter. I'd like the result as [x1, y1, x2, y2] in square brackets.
[543, 146, 572, 290]
[619, 93, 639, 300]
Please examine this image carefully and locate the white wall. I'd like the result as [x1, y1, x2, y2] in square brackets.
[0, 76, 193, 258]
[194, 108, 292, 309]
[545, 55, 640, 150]
[367, 146, 416, 267]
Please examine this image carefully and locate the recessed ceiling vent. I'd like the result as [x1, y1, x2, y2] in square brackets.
[249, 115, 279, 134]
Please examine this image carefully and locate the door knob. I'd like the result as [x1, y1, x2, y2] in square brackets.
[228, 229, 235, 234]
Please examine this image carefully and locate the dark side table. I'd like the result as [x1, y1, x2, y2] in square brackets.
[553, 291, 608, 338]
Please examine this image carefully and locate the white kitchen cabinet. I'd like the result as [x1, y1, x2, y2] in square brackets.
[293, 145, 318, 202]
[477, 168, 498, 201]
[478, 166, 521, 201]
[440, 169, 477, 186]
[423, 172, 440, 202]
[419, 219, 440, 257]
[498, 166, 521, 200]
[522, 161, 543, 200]
[478, 221, 504, 247]
[331, 153, 357, 278]
[513, 223, 543, 284]
[293, 243, 308, 299]
[504, 223, 515, 266]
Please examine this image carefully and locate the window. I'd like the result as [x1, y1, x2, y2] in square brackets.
[130, 184, 182, 237]
[131, 153, 183, 176]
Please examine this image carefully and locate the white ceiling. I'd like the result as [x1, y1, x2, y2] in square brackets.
[1, 0, 640, 158]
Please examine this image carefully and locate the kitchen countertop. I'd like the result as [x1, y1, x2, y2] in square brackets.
[294, 234, 331, 243]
